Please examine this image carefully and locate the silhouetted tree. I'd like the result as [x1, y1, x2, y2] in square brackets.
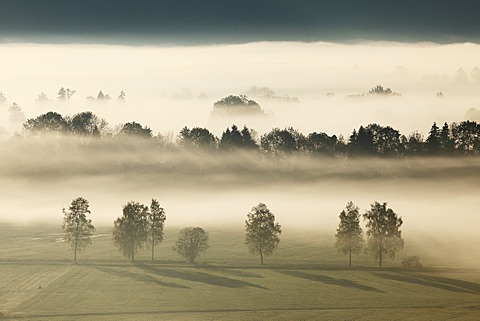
[426, 122, 440, 154]
[62, 197, 95, 264]
[364, 202, 404, 267]
[113, 202, 149, 262]
[219, 125, 258, 150]
[24, 111, 69, 134]
[69, 111, 101, 136]
[366, 124, 403, 156]
[402, 132, 425, 155]
[440, 122, 454, 154]
[212, 95, 264, 116]
[306, 132, 338, 155]
[245, 203, 282, 265]
[173, 227, 209, 263]
[260, 128, 298, 156]
[335, 202, 364, 267]
[368, 85, 401, 96]
[178, 127, 217, 149]
[451, 121, 480, 154]
[348, 126, 374, 155]
[118, 122, 152, 138]
[148, 199, 166, 262]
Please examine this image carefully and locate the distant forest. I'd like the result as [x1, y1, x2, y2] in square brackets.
[11, 110, 480, 158]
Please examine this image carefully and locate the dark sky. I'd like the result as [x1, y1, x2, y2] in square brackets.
[1, 0, 480, 44]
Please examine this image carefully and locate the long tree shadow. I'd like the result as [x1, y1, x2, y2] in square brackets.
[202, 265, 263, 279]
[137, 264, 267, 289]
[374, 272, 480, 294]
[91, 265, 189, 289]
[279, 270, 383, 293]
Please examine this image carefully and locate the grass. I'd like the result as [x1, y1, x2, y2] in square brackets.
[1, 224, 480, 320]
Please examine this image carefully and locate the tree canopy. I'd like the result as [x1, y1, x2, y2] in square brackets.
[363, 202, 404, 267]
[148, 199, 166, 262]
[113, 201, 149, 262]
[24, 111, 69, 134]
[219, 125, 258, 151]
[118, 122, 152, 138]
[212, 95, 264, 116]
[62, 197, 95, 264]
[173, 227, 209, 264]
[18, 110, 480, 157]
[245, 203, 282, 265]
[335, 202, 364, 267]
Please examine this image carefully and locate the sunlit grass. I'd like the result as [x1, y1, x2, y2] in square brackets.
[1, 224, 480, 320]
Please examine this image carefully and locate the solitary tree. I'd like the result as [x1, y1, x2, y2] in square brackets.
[363, 202, 404, 267]
[173, 227, 209, 263]
[62, 197, 95, 264]
[113, 202, 149, 262]
[245, 203, 282, 265]
[148, 199, 166, 262]
[335, 202, 364, 267]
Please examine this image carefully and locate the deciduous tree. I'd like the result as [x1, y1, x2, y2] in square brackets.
[148, 199, 166, 262]
[335, 202, 364, 267]
[245, 203, 282, 265]
[62, 197, 95, 264]
[113, 202, 149, 262]
[173, 227, 209, 263]
[363, 202, 404, 267]
[23, 111, 69, 134]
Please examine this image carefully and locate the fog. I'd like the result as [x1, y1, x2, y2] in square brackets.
[1, 136, 479, 234]
[0, 42, 480, 137]
[1, 41, 480, 267]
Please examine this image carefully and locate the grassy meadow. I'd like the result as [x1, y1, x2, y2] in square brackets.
[0, 224, 479, 320]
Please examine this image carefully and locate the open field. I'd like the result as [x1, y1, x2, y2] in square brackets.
[1, 225, 479, 320]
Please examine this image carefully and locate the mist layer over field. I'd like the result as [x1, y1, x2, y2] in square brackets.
[1, 136, 479, 239]
[1, 42, 480, 137]
[1, 41, 479, 268]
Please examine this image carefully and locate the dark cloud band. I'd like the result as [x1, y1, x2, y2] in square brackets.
[1, 0, 479, 44]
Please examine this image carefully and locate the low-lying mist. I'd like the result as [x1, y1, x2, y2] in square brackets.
[1, 41, 479, 268]
[1, 42, 480, 138]
[1, 136, 479, 239]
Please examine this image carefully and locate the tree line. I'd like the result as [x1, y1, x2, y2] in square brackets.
[62, 197, 403, 267]
[15, 110, 480, 157]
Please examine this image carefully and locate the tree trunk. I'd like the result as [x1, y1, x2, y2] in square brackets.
[349, 247, 352, 267]
[260, 246, 264, 265]
[131, 240, 135, 263]
[74, 238, 77, 264]
[379, 244, 383, 268]
[74, 222, 79, 264]
[151, 235, 155, 263]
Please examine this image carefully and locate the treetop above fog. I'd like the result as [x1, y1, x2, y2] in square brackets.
[212, 95, 265, 116]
